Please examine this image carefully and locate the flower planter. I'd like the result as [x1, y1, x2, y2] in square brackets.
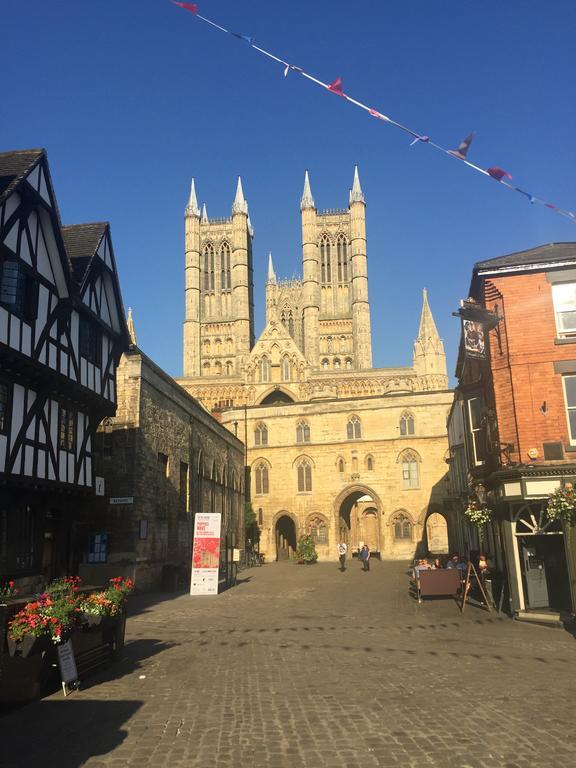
[7, 634, 53, 659]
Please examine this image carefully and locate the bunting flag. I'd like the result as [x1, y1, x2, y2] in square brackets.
[170, 3, 575, 224]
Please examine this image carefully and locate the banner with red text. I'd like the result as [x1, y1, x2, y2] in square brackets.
[190, 512, 222, 595]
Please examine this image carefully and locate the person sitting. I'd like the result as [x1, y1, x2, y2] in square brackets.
[433, 557, 443, 569]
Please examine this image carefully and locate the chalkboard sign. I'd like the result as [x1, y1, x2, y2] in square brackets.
[57, 639, 80, 696]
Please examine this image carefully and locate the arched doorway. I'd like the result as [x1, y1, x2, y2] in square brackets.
[334, 486, 383, 556]
[426, 512, 449, 554]
[275, 514, 297, 561]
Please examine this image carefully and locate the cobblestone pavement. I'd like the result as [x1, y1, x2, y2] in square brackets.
[2, 560, 576, 768]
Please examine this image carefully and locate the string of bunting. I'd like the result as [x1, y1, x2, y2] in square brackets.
[171, 1, 575, 224]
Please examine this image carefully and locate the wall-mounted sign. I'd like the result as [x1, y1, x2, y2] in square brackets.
[462, 319, 486, 359]
[95, 477, 105, 496]
[110, 497, 134, 505]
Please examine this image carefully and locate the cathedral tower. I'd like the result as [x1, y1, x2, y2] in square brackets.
[183, 177, 254, 378]
[299, 167, 372, 371]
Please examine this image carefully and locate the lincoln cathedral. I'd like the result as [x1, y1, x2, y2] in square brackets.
[178, 168, 453, 561]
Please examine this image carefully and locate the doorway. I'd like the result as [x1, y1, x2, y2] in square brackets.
[519, 535, 571, 612]
[335, 487, 383, 556]
[275, 515, 297, 561]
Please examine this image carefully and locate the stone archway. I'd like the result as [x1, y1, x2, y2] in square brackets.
[274, 514, 297, 562]
[425, 511, 449, 554]
[333, 485, 383, 556]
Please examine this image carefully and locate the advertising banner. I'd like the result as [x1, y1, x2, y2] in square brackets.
[190, 513, 222, 595]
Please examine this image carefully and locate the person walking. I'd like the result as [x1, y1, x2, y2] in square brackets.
[338, 541, 348, 572]
[361, 544, 371, 572]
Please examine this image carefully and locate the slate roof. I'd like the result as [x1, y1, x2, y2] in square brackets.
[475, 243, 576, 272]
[0, 148, 45, 202]
[62, 223, 108, 285]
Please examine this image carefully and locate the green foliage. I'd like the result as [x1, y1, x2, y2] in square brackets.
[546, 486, 576, 524]
[295, 534, 318, 564]
[245, 502, 257, 529]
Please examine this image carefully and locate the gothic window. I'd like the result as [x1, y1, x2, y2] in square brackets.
[296, 421, 310, 444]
[260, 356, 270, 383]
[203, 339, 211, 355]
[203, 361, 211, 375]
[347, 416, 361, 440]
[282, 356, 291, 381]
[255, 423, 268, 446]
[214, 361, 222, 376]
[220, 242, 231, 291]
[322, 359, 329, 370]
[203, 243, 215, 291]
[255, 463, 269, 495]
[352, 455, 358, 473]
[400, 411, 415, 436]
[226, 337, 234, 353]
[225, 360, 233, 375]
[320, 235, 332, 285]
[215, 338, 222, 354]
[339, 335, 346, 353]
[334, 358, 341, 369]
[337, 235, 348, 282]
[393, 512, 412, 540]
[327, 336, 333, 353]
[309, 516, 328, 544]
[345, 358, 352, 370]
[366, 455, 374, 471]
[297, 459, 312, 492]
[337, 457, 345, 473]
[401, 450, 420, 489]
[288, 312, 295, 338]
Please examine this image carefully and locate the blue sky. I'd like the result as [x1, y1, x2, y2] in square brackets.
[3, 0, 575, 381]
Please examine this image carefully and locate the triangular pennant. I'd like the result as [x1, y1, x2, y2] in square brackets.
[448, 132, 475, 160]
[232, 32, 254, 44]
[171, 1, 198, 14]
[327, 77, 345, 97]
[487, 167, 512, 181]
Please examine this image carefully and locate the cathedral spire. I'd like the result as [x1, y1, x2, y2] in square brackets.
[186, 177, 200, 217]
[267, 251, 277, 284]
[232, 176, 248, 215]
[127, 307, 137, 346]
[413, 288, 447, 381]
[300, 169, 315, 210]
[418, 287, 440, 342]
[201, 203, 208, 223]
[350, 165, 365, 204]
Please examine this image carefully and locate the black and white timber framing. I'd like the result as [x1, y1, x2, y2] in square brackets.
[0, 148, 128, 581]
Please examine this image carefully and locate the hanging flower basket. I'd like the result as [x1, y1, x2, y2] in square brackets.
[545, 485, 576, 524]
[464, 501, 493, 530]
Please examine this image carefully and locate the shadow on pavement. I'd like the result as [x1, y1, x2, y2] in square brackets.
[81, 638, 176, 690]
[0, 699, 142, 768]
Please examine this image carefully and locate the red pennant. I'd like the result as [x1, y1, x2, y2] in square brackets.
[171, 1, 198, 13]
[327, 77, 345, 97]
[487, 167, 512, 181]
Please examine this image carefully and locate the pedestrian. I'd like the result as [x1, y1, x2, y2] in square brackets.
[360, 544, 371, 572]
[338, 541, 348, 571]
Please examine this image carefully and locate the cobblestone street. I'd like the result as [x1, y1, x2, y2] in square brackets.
[2, 561, 576, 768]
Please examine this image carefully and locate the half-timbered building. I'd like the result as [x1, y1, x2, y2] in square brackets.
[0, 148, 128, 588]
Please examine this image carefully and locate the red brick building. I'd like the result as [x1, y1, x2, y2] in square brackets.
[449, 243, 576, 620]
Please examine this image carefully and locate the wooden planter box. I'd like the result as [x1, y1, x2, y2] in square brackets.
[0, 608, 127, 705]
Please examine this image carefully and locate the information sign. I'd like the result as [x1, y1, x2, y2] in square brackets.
[57, 639, 79, 696]
[190, 513, 222, 595]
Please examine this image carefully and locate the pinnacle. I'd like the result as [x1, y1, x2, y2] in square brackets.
[300, 169, 315, 210]
[127, 307, 137, 346]
[201, 203, 208, 223]
[267, 251, 277, 284]
[232, 176, 248, 215]
[186, 177, 200, 217]
[350, 165, 365, 204]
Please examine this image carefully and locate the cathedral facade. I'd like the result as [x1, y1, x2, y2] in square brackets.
[178, 169, 454, 561]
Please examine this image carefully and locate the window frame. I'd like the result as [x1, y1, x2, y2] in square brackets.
[58, 405, 76, 453]
[466, 396, 487, 466]
[347, 416, 362, 440]
[296, 421, 310, 444]
[255, 462, 269, 495]
[0, 379, 11, 435]
[297, 459, 312, 493]
[0, 257, 38, 323]
[254, 423, 268, 447]
[79, 315, 102, 366]
[552, 282, 576, 337]
[562, 374, 576, 445]
[401, 452, 420, 490]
